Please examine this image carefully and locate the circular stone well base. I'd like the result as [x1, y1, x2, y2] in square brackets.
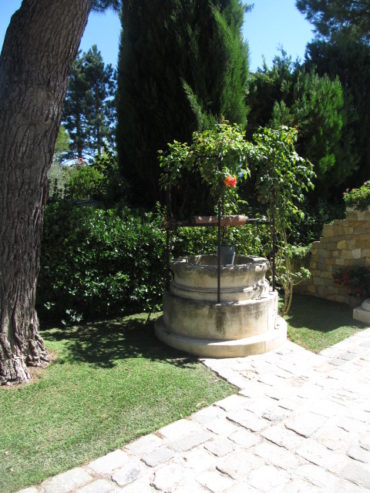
[155, 315, 287, 358]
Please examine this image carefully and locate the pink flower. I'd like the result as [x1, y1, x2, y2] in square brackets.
[224, 175, 237, 188]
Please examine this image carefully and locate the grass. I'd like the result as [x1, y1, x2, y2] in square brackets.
[0, 314, 235, 493]
[286, 294, 367, 352]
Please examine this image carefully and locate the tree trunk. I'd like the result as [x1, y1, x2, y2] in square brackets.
[0, 0, 92, 385]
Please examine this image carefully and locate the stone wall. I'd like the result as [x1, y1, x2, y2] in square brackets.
[297, 207, 370, 304]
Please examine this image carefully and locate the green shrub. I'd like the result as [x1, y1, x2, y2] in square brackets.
[38, 202, 273, 323]
[172, 223, 271, 259]
[66, 165, 106, 201]
[38, 203, 166, 322]
[49, 152, 126, 205]
[343, 181, 370, 210]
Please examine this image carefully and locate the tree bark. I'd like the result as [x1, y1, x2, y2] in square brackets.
[0, 0, 92, 385]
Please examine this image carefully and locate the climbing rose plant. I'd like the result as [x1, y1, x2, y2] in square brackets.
[159, 122, 250, 211]
[333, 267, 370, 298]
[248, 126, 316, 315]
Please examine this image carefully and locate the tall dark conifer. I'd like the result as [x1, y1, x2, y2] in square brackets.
[117, 0, 249, 208]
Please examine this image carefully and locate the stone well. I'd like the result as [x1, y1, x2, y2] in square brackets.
[155, 255, 287, 358]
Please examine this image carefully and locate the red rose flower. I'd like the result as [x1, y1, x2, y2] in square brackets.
[224, 175, 237, 188]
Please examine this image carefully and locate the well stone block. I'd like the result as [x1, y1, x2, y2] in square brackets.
[156, 255, 286, 358]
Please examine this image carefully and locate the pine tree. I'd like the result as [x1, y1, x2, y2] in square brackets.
[296, 0, 370, 42]
[62, 45, 116, 158]
[247, 55, 345, 186]
[0, 0, 120, 385]
[116, 0, 249, 208]
[297, 0, 370, 187]
[271, 70, 345, 185]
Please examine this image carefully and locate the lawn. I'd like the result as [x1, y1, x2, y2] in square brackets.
[0, 314, 235, 493]
[286, 294, 367, 352]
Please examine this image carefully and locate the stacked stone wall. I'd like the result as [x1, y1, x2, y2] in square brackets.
[297, 207, 370, 304]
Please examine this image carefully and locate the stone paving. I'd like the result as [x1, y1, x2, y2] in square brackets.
[18, 328, 370, 493]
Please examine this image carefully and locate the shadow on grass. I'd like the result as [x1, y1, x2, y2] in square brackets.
[287, 294, 366, 333]
[41, 315, 197, 369]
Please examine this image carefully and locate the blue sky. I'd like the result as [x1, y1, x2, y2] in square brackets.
[0, 1, 314, 72]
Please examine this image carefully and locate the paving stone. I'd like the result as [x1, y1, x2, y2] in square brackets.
[252, 441, 302, 470]
[296, 438, 348, 474]
[216, 449, 263, 480]
[359, 435, 370, 451]
[124, 434, 163, 456]
[347, 445, 370, 463]
[223, 483, 260, 493]
[289, 377, 312, 392]
[328, 358, 347, 367]
[120, 476, 156, 493]
[172, 479, 210, 493]
[296, 463, 338, 490]
[261, 424, 303, 450]
[247, 464, 290, 492]
[239, 382, 271, 399]
[227, 409, 268, 432]
[216, 394, 251, 412]
[42, 467, 93, 493]
[337, 351, 357, 361]
[294, 383, 324, 401]
[141, 446, 174, 467]
[346, 408, 370, 425]
[261, 406, 290, 423]
[181, 447, 216, 472]
[158, 419, 203, 440]
[151, 463, 188, 491]
[203, 436, 235, 457]
[167, 430, 213, 452]
[223, 373, 252, 389]
[236, 396, 276, 416]
[277, 397, 304, 411]
[335, 416, 368, 434]
[340, 461, 370, 489]
[256, 374, 288, 387]
[197, 470, 234, 492]
[88, 449, 129, 475]
[205, 417, 240, 436]
[314, 424, 352, 454]
[283, 479, 322, 492]
[310, 399, 346, 418]
[76, 479, 119, 493]
[227, 427, 260, 449]
[334, 479, 370, 493]
[111, 458, 144, 487]
[284, 412, 327, 438]
[191, 405, 226, 425]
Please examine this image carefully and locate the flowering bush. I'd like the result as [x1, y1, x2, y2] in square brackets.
[159, 121, 250, 214]
[343, 181, 370, 211]
[333, 266, 370, 298]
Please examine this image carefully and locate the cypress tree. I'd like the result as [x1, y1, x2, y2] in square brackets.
[117, 0, 249, 209]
